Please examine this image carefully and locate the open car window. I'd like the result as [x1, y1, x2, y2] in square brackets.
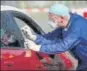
[11, 11, 44, 35]
[14, 17, 35, 35]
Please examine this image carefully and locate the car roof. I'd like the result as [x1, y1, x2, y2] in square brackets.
[1, 5, 30, 16]
[1, 5, 32, 22]
[1, 5, 41, 26]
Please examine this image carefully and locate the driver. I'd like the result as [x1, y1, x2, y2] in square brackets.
[1, 29, 20, 47]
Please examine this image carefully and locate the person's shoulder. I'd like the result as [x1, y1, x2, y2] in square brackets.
[73, 13, 87, 22]
[69, 13, 87, 33]
[72, 13, 87, 27]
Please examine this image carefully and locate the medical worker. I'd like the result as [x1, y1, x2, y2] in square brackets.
[22, 4, 87, 70]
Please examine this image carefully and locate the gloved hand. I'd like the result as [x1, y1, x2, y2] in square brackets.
[24, 39, 41, 52]
[21, 25, 37, 41]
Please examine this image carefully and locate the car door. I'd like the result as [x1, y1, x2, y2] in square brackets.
[1, 11, 46, 70]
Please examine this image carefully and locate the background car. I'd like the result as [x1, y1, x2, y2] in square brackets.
[1, 5, 78, 70]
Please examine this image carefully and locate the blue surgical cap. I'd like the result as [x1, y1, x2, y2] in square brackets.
[49, 4, 70, 17]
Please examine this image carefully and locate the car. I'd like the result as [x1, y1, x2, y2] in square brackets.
[1, 5, 78, 70]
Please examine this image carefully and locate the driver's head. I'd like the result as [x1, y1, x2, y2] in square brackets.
[48, 4, 70, 29]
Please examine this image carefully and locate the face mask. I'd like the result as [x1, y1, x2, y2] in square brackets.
[48, 21, 58, 29]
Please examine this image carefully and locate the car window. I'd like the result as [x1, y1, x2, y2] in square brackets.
[1, 28, 21, 47]
[11, 11, 44, 35]
[1, 12, 23, 48]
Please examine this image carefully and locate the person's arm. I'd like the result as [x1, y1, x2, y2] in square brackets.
[21, 25, 62, 44]
[40, 32, 81, 54]
[35, 28, 62, 44]
[25, 29, 81, 53]
[43, 28, 62, 39]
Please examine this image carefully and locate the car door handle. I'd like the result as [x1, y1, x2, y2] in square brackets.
[6, 63, 13, 67]
[4, 62, 14, 67]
